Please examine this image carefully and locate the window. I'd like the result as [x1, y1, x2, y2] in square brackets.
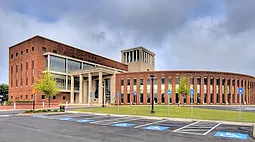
[32, 47, 34, 51]
[127, 94, 130, 103]
[42, 95, 45, 100]
[154, 93, 158, 103]
[26, 49, 28, 53]
[197, 77, 201, 85]
[42, 47, 46, 52]
[11, 66, 13, 87]
[161, 93, 165, 103]
[11, 54, 13, 58]
[168, 77, 172, 85]
[121, 79, 124, 86]
[53, 96, 56, 100]
[127, 78, 130, 86]
[154, 78, 157, 85]
[54, 74, 66, 89]
[94, 80, 99, 98]
[21, 51, 23, 55]
[140, 93, 143, 104]
[121, 94, 124, 103]
[53, 50, 57, 53]
[176, 77, 180, 84]
[31, 95, 33, 100]
[20, 63, 23, 87]
[50, 56, 66, 73]
[140, 78, 144, 85]
[63, 96, 66, 101]
[20, 95, 22, 100]
[16, 64, 18, 87]
[190, 77, 194, 84]
[32, 60, 34, 85]
[68, 60, 81, 73]
[26, 61, 28, 86]
[11, 96, 13, 100]
[147, 93, 150, 103]
[26, 95, 28, 100]
[147, 78, 150, 85]
[161, 77, 165, 85]
[134, 79, 137, 85]
[16, 53, 18, 57]
[137, 50, 139, 61]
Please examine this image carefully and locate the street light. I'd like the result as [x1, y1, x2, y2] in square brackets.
[150, 74, 155, 114]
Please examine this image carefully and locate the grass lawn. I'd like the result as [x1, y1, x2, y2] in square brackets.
[74, 105, 255, 123]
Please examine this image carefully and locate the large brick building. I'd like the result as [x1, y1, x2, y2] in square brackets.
[8, 35, 255, 105]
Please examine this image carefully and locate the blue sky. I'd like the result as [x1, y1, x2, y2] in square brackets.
[0, 0, 255, 84]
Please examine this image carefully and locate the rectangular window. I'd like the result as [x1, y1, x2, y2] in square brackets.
[121, 94, 124, 103]
[26, 95, 28, 100]
[32, 60, 34, 85]
[42, 95, 45, 100]
[147, 78, 150, 85]
[68, 60, 81, 73]
[53, 50, 57, 53]
[26, 49, 28, 53]
[32, 47, 34, 51]
[121, 79, 124, 86]
[21, 51, 23, 55]
[11, 66, 13, 87]
[53, 96, 56, 100]
[127, 78, 130, 86]
[20, 63, 23, 87]
[42, 47, 46, 52]
[190, 77, 194, 84]
[63, 96, 66, 101]
[176, 77, 180, 84]
[140, 78, 144, 85]
[161, 77, 165, 85]
[11, 54, 13, 58]
[197, 77, 201, 85]
[20, 95, 22, 100]
[140, 93, 143, 104]
[16, 53, 18, 57]
[137, 50, 139, 61]
[16, 64, 18, 87]
[54, 74, 66, 89]
[168, 77, 172, 85]
[26, 61, 28, 86]
[154, 78, 157, 85]
[134, 79, 137, 85]
[147, 93, 150, 103]
[11, 96, 13, 100]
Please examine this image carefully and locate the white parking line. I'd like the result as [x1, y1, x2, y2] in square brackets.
[103, 117, 143, 125]
[203, 123, 221, 135]
[0, 115, 9, 117]
[173, 121, 200, 132]
[91, 117, 131, 124]
[134, 119, 168, 129]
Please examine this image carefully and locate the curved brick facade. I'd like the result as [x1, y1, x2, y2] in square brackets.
[116, 71, 255, 105]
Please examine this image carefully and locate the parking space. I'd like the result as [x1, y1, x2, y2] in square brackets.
[31, 113, 254, 141]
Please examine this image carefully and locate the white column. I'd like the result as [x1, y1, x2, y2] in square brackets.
[70, 75, 74, 104]
[136, 50, 138, 62]
[47, 54, 50, 71]
[84, 80, 88, 103]
[79, 75, 83, 103]
[99, 72, 103, 104]
[88, 73, 92, 104]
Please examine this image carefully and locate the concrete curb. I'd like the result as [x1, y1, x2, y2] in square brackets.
[16, 112, 66, 116]
[67, 111, 255, 126]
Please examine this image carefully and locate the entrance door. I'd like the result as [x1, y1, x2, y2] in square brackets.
[105, 79, 111, 104]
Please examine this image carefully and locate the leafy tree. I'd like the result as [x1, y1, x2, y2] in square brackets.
[0, 83, 8, 102]
[34, 71, 60, 109]
[177, 77, 189, 106]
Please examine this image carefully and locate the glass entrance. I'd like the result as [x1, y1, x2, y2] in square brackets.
[105, 79, 111, 104]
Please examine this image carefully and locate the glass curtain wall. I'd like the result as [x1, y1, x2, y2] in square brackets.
[50, 56, 66, 73]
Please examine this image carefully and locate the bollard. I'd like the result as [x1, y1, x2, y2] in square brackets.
[65, 101, 68, 107]
[43, 102, 45, 108]
[13, 103, 16, 110]
[4, 101, 6, 106]
[253, 125, 255, 140]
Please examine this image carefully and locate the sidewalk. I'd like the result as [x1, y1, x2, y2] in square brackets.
[67, 110, 255, 126]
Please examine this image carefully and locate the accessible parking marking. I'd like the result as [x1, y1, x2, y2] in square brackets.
[214, 132, 248, 140]
[134, 119, 168, 129]
[143, 125, 169, 131]
[112, 123, 135, 127]
[103, 117, 142, 125]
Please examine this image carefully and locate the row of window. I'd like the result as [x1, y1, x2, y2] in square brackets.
[10, 60, 34, 88]
[11, 47, 49, 59]
[121, 77, 248, 86]
[10, 95, 66, 101]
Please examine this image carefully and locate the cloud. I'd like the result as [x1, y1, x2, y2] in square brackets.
[0, 0, 255, 84]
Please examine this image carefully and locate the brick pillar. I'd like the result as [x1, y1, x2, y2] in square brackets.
[187, 76, 190, 105]
[225, 78, 228, 104]
[172, 76, 176, 105]
[194, 76, 198, 104]
[130, 77, 134, 104]
[123, 76, 127, 104]
[207, 77, 211, 104]
[234, 79, 238, 104]
[219, 77, 222, 104]
[165, 76, 169, 104]
[201, 76, 204, 105]
[243, 80, 246, 104]
[158, 75, 162, 104]
[213, 77, 217, 104]
[230, 78, 233, 105]
[143, 77, 147, 104]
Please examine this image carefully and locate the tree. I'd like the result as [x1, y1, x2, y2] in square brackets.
[177, 77, 189, 106]
[34, 71, 60, 109]
[0, 83, 8, 102]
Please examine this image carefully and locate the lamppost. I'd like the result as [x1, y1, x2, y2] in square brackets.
[151, 74, 155, 114]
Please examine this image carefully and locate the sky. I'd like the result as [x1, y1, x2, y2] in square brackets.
[0, 0, 255, 84]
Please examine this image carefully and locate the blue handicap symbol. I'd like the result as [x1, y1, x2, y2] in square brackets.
[112, 123, 135, 127]
[75, 119, 94, 123]
[57, 118, 76, 121]
[214, 132, 248, 140]
[238, 88, 243, 94]
[190, 89, 194, 95]
[143, 125, 169, 131]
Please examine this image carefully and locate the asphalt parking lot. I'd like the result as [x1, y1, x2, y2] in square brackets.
[30, 113, 254, 141]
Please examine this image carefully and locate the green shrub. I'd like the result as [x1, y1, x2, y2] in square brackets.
[25, 110, 31, 113]
[42, 109, 47, 112]
[47, 109, 51, 112]
[60, 109, 65, 112]
[29, 110, 33, 113]
[38, 109, 42, 112]
[33, 110, 39, 113]
[53, 109, 58, 112]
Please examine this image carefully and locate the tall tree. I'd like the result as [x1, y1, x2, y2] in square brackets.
[177, 77, 189, 106]
[34, 71, 60, 109]
[0, 83, 8, 101]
